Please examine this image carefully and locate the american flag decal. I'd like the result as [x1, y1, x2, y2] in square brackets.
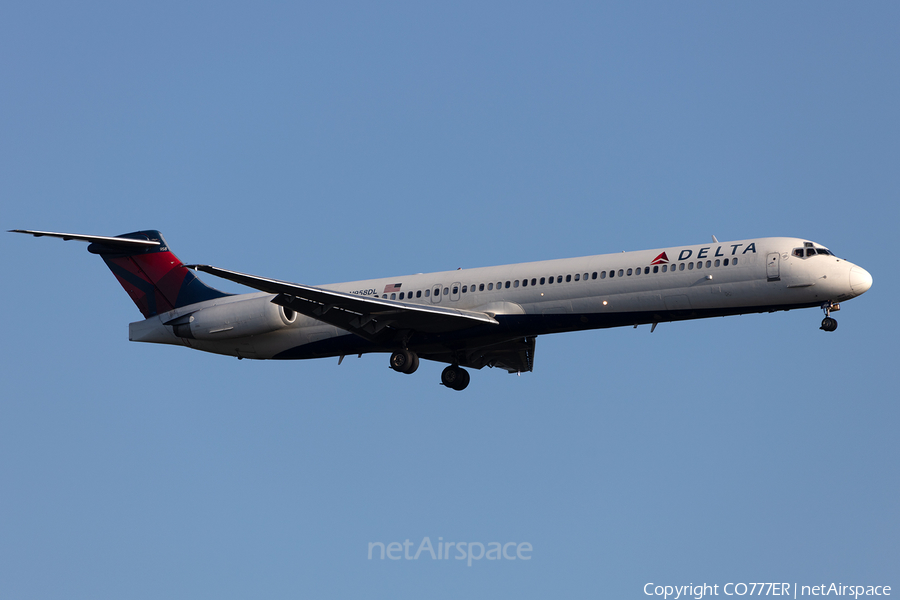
[383, 283, 402, 293]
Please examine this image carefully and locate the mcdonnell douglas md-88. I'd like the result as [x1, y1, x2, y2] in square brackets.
[11, 229, 872, 390]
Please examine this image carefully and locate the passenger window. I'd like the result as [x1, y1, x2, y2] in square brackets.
[653, 266, 659, 273]
[714, 259, 720, 267]
[627, 268, 633, 276]
[600, 271, 606, 279]
[557, 276, 563, 283]
[382, 294, 387, 299]
[540, 277, 545, 285]
[391, 293, 396, 299]
[574, 273, 580, 281]
[592, 272, 597, 280]
[723, 259, 729, 266]
[548, 277, 553, 284]
[584, 273, 589, 280]
[479, 283, 484, 291]
[618, 269, 624, 277]
[733, 258, 738, 265]
[514, 280, 519, 288]
[488, 283, 493, 290]
[417, 291, 422, 298]
[679, 264, 685, 271]
[462, 285, 467, 293]
[566, 274, 572, 282]
[521, 279, 527, 287]
[425, 289, 430, 297]
[531, 278, 537, 286]
[695, 262, 701, 269]
[688, 262, 694, 270]
[452, 286, 458, 294]
[399, 292, 405, 299]
[609, 270, 614, 278]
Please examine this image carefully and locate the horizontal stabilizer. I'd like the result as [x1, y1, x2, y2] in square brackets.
[10, 229, 160, 248]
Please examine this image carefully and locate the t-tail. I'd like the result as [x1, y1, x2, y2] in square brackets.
[10, 229, 231, 318]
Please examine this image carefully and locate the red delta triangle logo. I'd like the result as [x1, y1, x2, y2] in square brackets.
[650, 252, 669, 265]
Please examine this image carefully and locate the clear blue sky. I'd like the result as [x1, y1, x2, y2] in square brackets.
[2, 3, 897, 598]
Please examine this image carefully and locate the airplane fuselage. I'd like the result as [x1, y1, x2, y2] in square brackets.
[128, 236, 872, 370]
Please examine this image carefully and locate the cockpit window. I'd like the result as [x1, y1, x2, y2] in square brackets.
[795, 247, 834, 258]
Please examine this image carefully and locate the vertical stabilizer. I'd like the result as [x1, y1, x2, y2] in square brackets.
[87, 230, 231, 318]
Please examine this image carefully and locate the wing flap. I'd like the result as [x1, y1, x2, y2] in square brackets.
[188, 264, 498, 340]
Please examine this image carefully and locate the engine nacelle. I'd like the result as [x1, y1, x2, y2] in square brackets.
[171, 297, 296, 340]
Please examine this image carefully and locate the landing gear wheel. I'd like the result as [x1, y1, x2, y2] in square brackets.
[820, 301, 840, 332]
[390, 350, 419, 374]
[441, 365, 470, 391]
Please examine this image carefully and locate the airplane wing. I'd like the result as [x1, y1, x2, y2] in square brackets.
[417, 335, 536, 373]
[465, 336, 536, 373]
[187, 264, 499, 341]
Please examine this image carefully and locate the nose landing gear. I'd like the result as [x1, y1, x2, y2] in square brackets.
[820, 301, 840, 332]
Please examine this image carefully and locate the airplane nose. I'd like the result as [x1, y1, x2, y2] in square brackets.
[849, 266, 873, 295]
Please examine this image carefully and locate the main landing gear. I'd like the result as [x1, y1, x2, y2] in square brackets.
[389, 350, 471, 390]
[441, 365, 470, 391]
[389, 350, 419, 374]
[820, 301, 840, 332]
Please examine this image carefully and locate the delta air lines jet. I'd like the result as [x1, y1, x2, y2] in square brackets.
[11, 229, 872, 390]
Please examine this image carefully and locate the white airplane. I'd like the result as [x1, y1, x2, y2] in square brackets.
[11, 229, 872, 390]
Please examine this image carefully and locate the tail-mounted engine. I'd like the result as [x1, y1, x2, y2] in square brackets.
[168, 297, 296, 340]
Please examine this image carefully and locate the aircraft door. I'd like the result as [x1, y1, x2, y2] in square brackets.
[431, 284, 442, 303]
[766, 253, 780, 281]
[450, 282, 461, 301]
